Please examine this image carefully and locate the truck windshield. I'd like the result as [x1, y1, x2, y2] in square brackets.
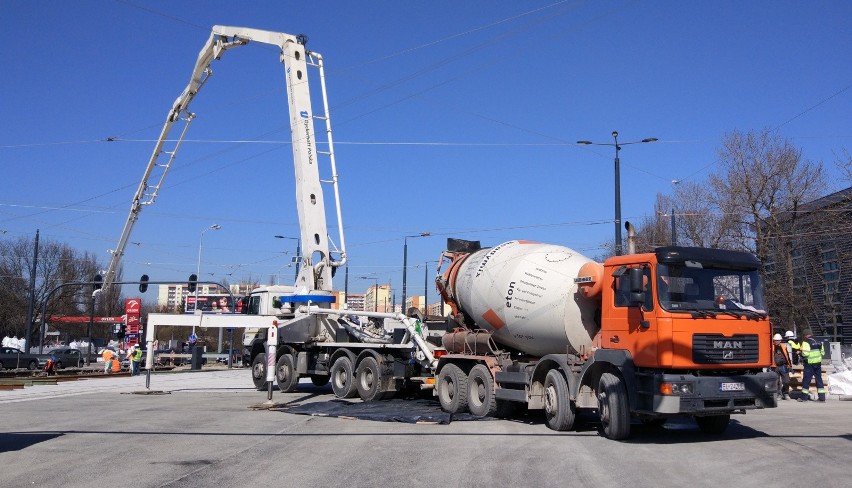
[657, 263, 766, 316]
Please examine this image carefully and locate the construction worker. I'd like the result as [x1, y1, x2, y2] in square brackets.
[102, 347, 116, 374]
[784, 330, 800, 365]
[797, 329, 826, 402]
[772, 333, 792, 400]
[131, 345, 143, 376]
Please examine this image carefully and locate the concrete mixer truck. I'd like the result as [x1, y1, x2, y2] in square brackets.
[433, 237, 777, 440]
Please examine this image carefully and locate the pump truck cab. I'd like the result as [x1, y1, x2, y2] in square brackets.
[433, 238, 776, 439]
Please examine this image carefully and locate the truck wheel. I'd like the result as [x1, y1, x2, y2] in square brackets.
[275, 354, 300, 393]
[355, 356, 386, 401]
[467, 364, 497, 417]
[696, 414, 730, 435]
[598, 372, 631, 440]
[28, 360, 38, 371]
[544, 369, 575, 431]
[310, 374, 330, 386]
[437, 364, 469, 414]
[251, 353, 268, 391]
[330, 356, 358, 399]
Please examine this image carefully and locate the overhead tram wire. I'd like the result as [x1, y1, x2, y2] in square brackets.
[4, 3, 622, 230]
[333, 0, 578, 73]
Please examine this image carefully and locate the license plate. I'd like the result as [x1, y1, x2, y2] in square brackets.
[720, 382, 745, 392]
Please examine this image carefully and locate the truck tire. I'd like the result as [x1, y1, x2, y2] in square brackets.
[544, 369, 576, 431]
[437, 364, 469, 414]
[598, 372, 630, 440]
[695, 414, 730, 435]
[275, 354, 300, 393]
[330, 356, 358, 399]
[251, 353, 268, 391]
[467, 364, 497, 417]
[310, 374, 330, 386]
[355, 356, 388, 401]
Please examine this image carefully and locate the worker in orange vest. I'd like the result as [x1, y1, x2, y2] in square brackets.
[101, 348, 116, 373]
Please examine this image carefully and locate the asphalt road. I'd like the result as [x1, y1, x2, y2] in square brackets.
[1, 369, 850, 488]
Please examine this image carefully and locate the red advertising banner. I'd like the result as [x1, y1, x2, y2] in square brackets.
[47, 316, 125, 323]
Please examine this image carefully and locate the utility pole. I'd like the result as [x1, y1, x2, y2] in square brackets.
[25, 229, 39, 352]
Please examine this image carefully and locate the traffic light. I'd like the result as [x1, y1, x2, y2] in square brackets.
[139, 274, 149, 293]
[93, 274, 103, 291]
[113, 323, 125, 339]
[188, 273, 198, 293]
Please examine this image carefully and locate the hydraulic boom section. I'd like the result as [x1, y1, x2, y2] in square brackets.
[103, 26, 347, 292]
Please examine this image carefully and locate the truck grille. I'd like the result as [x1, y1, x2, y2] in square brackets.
[692, 334, 759, 364]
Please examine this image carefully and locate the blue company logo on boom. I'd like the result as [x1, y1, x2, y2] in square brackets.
[302, 116, 314, 165]
[300, 110, 309, 119]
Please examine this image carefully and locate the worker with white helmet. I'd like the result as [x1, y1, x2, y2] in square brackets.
[785, 330, 800, 366]
[772, 333, 792, 400]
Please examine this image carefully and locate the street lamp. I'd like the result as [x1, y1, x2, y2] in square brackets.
[402, 232, 430, 315]
[194, 224, 221, 334]
[577, 132, 657, 256]
[274, 235, 301, 282]
[360, 276, 379, 312]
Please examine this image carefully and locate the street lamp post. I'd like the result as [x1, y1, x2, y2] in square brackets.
[194, 224, 221, 334]
[402, 232, 430, 315]
[274, 235, 301, 282]
[577, 132, 657, 256]
[360, 276, 379, 312]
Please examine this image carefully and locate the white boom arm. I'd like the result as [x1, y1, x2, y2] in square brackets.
[104, 26, 347, 292]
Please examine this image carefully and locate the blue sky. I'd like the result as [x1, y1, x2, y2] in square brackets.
[1, 1, 850, 304]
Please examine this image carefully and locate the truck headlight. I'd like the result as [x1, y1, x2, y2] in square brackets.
[661, 382, 694, 395]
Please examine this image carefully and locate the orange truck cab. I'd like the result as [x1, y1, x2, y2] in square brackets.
[596, 246, 776, 417]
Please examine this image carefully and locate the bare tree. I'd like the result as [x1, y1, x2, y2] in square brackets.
[706, 129, 826, 330]
[632, 193, 676, 253]
[0, 235, 122, 346]
[709, 129, 825, 255]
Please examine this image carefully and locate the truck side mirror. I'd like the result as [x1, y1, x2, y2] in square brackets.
[628, 267, 646, 306]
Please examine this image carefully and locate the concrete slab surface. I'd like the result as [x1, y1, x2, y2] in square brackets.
[2, 369, 850, 488]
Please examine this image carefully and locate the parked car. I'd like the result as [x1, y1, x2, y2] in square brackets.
[153, 349, 185, 367]
[216, 348, 243, 365]
[0, 347, 47, 370]
[49, 348, 85, 369]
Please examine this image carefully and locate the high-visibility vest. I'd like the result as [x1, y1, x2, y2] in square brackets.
[133, 348, 143, 362]
[800, 337, 824, 365]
